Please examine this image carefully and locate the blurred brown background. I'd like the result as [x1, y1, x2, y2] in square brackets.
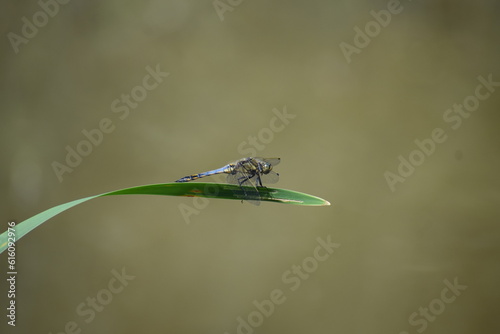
[1, 0, 499, 333]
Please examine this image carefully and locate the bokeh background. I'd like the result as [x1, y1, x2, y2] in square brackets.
[1, 0, 499, 333]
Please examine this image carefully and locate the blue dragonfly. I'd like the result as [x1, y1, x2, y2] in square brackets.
[175, 157, 280, 204]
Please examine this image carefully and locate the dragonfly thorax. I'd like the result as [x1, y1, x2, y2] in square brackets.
[237, 157, 273, 175]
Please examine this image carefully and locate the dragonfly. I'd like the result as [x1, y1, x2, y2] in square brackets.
[175, 157, 280, 204]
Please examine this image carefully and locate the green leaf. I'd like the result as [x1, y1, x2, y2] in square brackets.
[0, 183, 330, 254]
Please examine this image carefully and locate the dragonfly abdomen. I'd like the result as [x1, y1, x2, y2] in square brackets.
[175, 174, 203, 182]
[175, 166, 229, 183]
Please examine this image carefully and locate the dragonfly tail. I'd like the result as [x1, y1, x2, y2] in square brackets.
[175, 167, 227, 182]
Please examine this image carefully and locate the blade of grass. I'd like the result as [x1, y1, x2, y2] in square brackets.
[0, 182, 330, 253]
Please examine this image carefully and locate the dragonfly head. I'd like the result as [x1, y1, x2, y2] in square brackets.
[261, 162, 273, 174]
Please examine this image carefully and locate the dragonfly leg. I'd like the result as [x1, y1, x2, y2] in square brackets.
[237, 176, 250, 195]
[237, 175, 260, 199]
[255, 174, 263, 187]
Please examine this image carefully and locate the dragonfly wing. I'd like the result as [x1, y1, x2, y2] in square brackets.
[226, 172, 241, 185]
[261, 158, 280, 166]
[226, 171, 261, 205]
[261, 170, 279, 184]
